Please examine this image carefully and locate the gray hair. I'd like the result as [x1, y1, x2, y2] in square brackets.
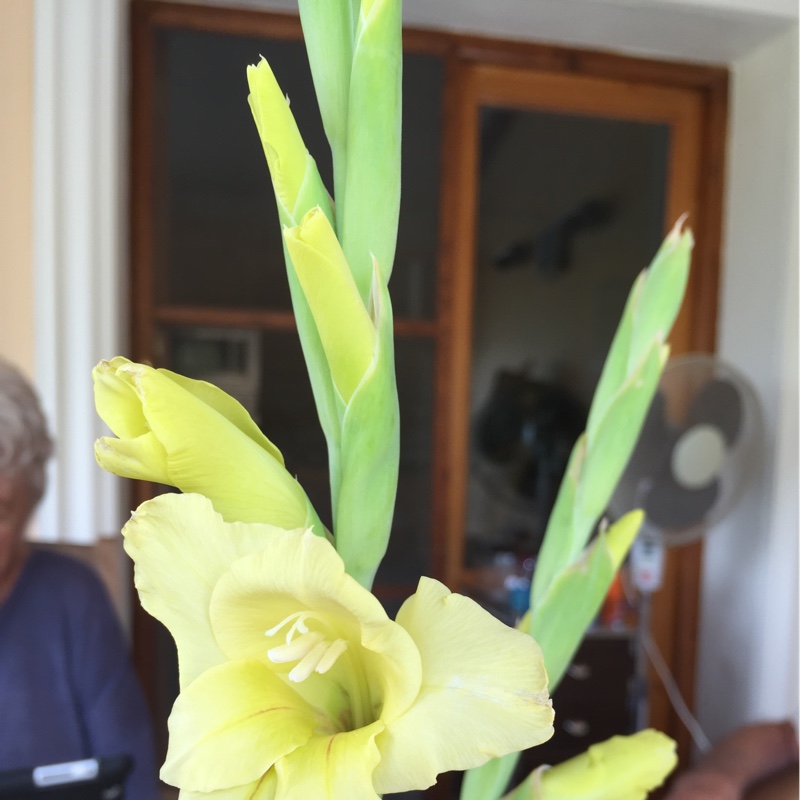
[0, 359, 54, 505]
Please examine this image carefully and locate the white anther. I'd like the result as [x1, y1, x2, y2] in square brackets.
[268, 631, 324, 664]
[289, 642, 329, 683]
[315, 639, 348, 674]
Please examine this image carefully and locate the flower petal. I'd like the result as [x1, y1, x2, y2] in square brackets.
[374, 578, 554, 794]
[178, 770, 277, 800]
[95, 432, 169, 483]
[127, 363, 310, 528]
[274, 723, 384, 800]
[93, 357, 149, 438]
[163, 368, 284, 465]
[209, 529, 421, 724]
[283, 207, 376, 403]
[122, 493, 296, 688]
[162, 659, 316, 793]
[247, 58, 307, 214]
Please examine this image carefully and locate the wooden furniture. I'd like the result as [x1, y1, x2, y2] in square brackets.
[129, 0, 728, 771]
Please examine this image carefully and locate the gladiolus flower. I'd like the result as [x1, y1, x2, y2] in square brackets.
[124, 493, 554, 799]
[93, 357, 325, 534]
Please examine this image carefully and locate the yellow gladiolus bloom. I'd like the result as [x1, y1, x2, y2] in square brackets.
[93, 357, 325, 534]
[124, 493, 554, 799]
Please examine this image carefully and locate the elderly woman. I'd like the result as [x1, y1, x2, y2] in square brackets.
[0, 358, 159, 799]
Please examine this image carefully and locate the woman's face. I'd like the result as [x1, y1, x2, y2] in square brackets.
[0, 474, 34, 603]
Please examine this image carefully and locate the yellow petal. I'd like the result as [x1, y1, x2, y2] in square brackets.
[247, 58, 307, 213]
[164, 368, 284, 465]
[122, 493, 296, 688]
[283, 207, 376, 403]
[94, 432, 169, 483]
[124, 361, 309, 527]
[162, 659, 316, 793]
[93, 357, 148, 438]
[374, 578, 554, 794]
[178, 770, 277, 800]
[273, 723, 384, 800]
[523, 730, 678, 800]
[208, 529, 421, 724]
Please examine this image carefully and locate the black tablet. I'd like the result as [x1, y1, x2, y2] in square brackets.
[0, 755, 133, 799]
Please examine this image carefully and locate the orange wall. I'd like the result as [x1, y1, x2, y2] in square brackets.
[0, 0, 35, 378]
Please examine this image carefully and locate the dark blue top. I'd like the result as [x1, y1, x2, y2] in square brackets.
[0, 550, 160, 799]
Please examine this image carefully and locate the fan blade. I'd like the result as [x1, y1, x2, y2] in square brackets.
[642, 471, 719, 529]
[687, 377, 743, 446]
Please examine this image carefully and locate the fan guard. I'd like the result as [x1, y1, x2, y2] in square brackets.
[610, 353, 763, 547]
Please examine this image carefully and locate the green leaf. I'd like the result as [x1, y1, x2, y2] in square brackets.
[629, 221, 693, 372]
[460, 752, 520, 800]
[587, 220, 692, 439]
[528, 511, 642, 690]
[339, 0, 403, 300]
[530, 435, 584, 608]
[574, 343, 667, 539]
[297, 0, 359, 208]
[333, 259, 400, 587]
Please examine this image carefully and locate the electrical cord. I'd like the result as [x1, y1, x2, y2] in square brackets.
[621, 568, 712, 753]
[643, 628, 712, 754]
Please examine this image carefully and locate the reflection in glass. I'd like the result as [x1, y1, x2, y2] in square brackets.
[160, 29, 441, 319]
[161, 30, 327, 311]
[375, 336, 436, 597]
[466, 108, 669, 591]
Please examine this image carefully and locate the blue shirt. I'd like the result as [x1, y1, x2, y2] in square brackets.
[0, 549, 160, 799]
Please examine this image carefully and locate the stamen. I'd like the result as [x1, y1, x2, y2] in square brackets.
[268, 631, 323, 664]
[264, 611, 348, 685]
[265, 612, 307, 639]
[286, 616, 310, 642]
[289, 642, 329, 683]
[315, 639, 348, 674]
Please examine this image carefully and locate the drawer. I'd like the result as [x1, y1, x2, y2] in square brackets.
[554, 635, 636, 702]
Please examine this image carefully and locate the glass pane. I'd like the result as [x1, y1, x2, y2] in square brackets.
[375, 336, 436, 600]
[159, 29, 441, 319]
[391, 54, 443, 320]
[161, 29, 329, 311]
[465, 108, 669, 603]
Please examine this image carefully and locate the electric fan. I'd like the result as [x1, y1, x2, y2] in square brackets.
[611, 351, 764, 585]
[608, 352, 765, 742]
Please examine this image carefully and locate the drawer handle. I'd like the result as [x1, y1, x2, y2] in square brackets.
[567, 663, 592, 681]
[562, 719, 590, 738]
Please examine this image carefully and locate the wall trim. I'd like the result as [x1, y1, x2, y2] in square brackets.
[32, 0, 128, 544]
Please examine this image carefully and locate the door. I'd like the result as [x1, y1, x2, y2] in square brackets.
[436, 60, 721, 757]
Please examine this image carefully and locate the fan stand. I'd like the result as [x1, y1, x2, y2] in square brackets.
[630, 522, 666, 730]
[629, 521, 712, 752]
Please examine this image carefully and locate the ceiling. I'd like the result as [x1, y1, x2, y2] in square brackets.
[166, 0, 798, 65]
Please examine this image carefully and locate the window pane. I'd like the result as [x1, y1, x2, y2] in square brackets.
[159, 28, 442, 320]
[161, 29, 328, 311]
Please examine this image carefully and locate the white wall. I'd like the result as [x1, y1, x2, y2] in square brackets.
[0, 1, 35, 378]
[696, 23, 799, 740]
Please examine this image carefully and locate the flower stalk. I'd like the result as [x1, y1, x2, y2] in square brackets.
[461, 220, 693, 800]
[247, 2, 402, 587]
[91, 1, 697, 797]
